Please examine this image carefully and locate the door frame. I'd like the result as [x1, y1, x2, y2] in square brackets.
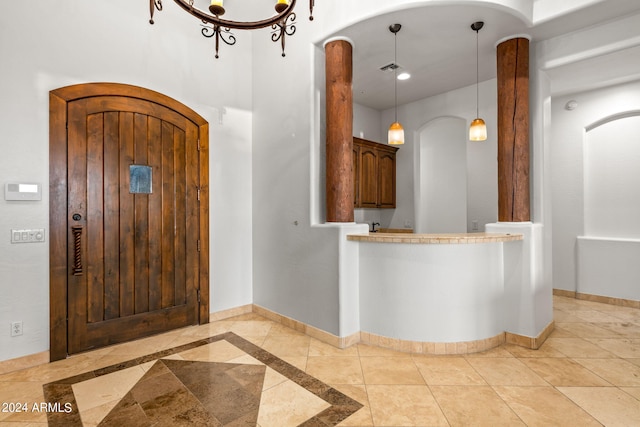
[49, 83, 210, 361]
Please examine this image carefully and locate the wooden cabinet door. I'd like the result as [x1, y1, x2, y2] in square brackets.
[359, 146, 378, 208]
[353, 144, 360, 207]
[378, 151, 396, 208]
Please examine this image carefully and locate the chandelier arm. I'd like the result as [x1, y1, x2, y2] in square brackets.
[271, 14, 297, 57]
[149, 0, 163, 24]
[201, 25, 236, 58]
[171, 0, 298, 30]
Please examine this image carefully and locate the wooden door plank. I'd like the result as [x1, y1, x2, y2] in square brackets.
[148, 117, 163, 312]
[85, 305, 190, 349]
[197, 123, 210, 323]
[174, 127, 187, 306]
[119, 112, 135, 317]
[49, 92, 69, 361]
[161, 121, 176, 308]
[103, 112, 121, 321]
[86, 113, 105, 323]
[134, 113, 150, 314]
[67, 101, 89, 353]
[185, 123, 199, 323]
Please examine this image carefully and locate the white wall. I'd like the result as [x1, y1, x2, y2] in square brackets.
[382, 80, 499, 232]
[417, 117, 468, 233]
[584, 115, 640, 238]
[0, 1, 254, 361]
[550, 81, 640, 293]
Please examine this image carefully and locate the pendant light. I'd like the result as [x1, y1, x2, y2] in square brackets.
[469, 21, 487, 141]
[388, 24, 404, 145]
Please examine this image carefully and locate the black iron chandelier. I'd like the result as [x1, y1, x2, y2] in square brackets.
[149, 0, 316, 58]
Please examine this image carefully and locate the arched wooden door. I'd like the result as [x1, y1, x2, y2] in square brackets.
[49, 83, 209, 361]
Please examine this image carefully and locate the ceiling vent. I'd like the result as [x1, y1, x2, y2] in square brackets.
[380, 62, 401, 72]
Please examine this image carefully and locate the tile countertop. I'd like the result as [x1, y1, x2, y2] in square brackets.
[346, 232, 523, 244]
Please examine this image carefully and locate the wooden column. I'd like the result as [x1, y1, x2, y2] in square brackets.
[497, 37, 530, 222]
[325, 39, 354, 223]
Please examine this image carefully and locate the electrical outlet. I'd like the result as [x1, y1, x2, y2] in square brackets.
[11, 321, 23, 337]
[471, 220, 479, 231]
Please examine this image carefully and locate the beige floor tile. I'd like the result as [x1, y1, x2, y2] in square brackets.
[597, 322, 640, 338]
[262, 367, 289, 391]
[558, 386, 640, 426]
[257, 379, 331, 427]
[360, 357, 425, 385]
[544, 337, 616, 358]
[466, 358, 548, 386]
[177, 339, 246, 362]
[573, 358, 640, 386]
[464, 346, 515, 358]
[621, 387, 640, 401]
[553, 310, 586, 323]
[267, 323, 307, 337]
[229, 320, 274, 337]
[548, 327, 577, 338]
[555, 322, 620, 338]
[72, 365, 146, 413]
[261, 334, 311, 357]
[356, 343, 410, 357]
[412, 356, 486, 385]
[585, 338, 640, 358]
[0, 382, 47, 423]
[77, 399, 120, 426]
[502, 342, 566, 358]
[520, 358, 611, 386]
[367, 385, 448, 426]
[600, 309, 640, 323]
[331, 384, 373, 427]
[306, 356, 364, 385]
[177, 321, 234, 338]
[431, 385, 524, 426]
[493, 386, 601, 427]
[0, 354, 102, 383]
[227, 354, 265, 366]
[627, 358, 640, 368]
[229, 312, 271, 322]
[573, 310, 630, 323]
[308, 339, 359, 357]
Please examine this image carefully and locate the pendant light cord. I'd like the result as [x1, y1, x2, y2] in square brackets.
[394, 31, 398, 123]
[476, 28, 479, 118]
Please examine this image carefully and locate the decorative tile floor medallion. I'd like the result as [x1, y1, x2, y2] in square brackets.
[43, 332, 362, 426]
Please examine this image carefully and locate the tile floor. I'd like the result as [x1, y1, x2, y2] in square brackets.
[1, 295, 640, 426]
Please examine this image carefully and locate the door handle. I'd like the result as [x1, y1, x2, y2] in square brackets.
[72, 226, 83, 275]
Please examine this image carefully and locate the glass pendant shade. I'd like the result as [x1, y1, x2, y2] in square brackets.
[388, 121, 405, 145]
[469, 118, 487, 141]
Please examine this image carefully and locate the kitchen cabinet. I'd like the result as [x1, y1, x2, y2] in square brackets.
[353, 137, 398, 209]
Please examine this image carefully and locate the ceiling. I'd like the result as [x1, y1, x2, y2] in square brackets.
[327, 2, 640, 111]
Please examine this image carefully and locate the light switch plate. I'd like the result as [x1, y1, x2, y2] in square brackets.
[11, 229, 45, 243]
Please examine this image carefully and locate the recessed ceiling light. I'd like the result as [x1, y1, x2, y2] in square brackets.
[397, 72, 411, 80]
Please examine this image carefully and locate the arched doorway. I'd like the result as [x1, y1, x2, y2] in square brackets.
[49, 83, 210, 361]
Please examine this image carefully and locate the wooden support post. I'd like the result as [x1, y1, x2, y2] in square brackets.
[325, 39, 354, 223]
[497, 37, 530, 222]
